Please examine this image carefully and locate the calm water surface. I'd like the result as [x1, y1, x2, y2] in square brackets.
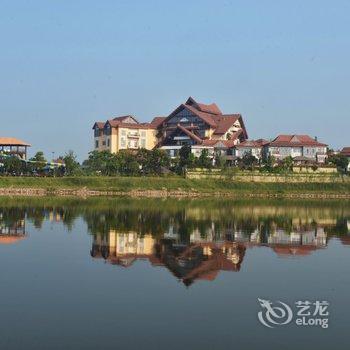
[0, 197, 349, 350]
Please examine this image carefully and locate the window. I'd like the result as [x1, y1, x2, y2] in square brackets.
[121, 137, 126, 148]
[121, 129, 126, 136]
[104, 124, 111, 136]
[107, 139, 110, 147]
[95, 140, 99, 148]
[141, 131, 146, 137]
[141, 139, 146, 148]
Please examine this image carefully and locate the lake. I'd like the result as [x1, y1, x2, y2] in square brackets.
[0, 197, 349, 350]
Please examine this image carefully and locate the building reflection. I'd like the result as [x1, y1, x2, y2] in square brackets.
[0, 211, 27, 245]
[90, 230, 245, 286]
[89, 217, 340, 285]
[1, 204, 349, 285]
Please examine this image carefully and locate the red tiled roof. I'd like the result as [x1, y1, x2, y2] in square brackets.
[92, 122, 105, 129]
[340, 147, 350, 157]
[201, 131, 243, 148]
[107, 120, 156, 129]
[112, 115, 138, 123]
[196, 102, 222, 115]
[211, 115, 241, 134]
[185, 96, 222, 115]
[183, 104, 218, 127]
[0, 137, 31, 146]
[236, 139, 269, 148]
[269, 135, 327, 147]
[150, 116, 166, 128]
[179, 103, 248, 138]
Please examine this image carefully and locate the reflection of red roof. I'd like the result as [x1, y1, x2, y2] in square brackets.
[270, 135, 327, 147]
[0, 235, 26, 244]
[271, 244, 317, 256]
[339, 236, 350, 245]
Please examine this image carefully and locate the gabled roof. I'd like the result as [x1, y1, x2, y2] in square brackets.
[112, 115, 138, 123]
[211, 114, 242, 135]
[106, 120, 156, 129]
[0, 137, 31, 146]
[93, 115, 140, 129]
[185, 97, 222, 115]
[340, 147, 350, 157]
[269, 135, 327, 147]
[183, 104, 218, 127]
[164, 97, 248, 138]
[92, 122, 105, 129]
[236, 139, 269, 148]
[201, 131, 243, 148]
[150, 116, 166, 128]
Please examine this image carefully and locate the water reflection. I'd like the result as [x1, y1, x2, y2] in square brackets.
[90, 231, 246, 285]
[0, 198, 349, 285]
[0, 209, 27, 244]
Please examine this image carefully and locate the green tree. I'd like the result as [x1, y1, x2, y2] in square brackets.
[280, 156, 293, 172]
[179, 144, 195, 169]
[3, 156, 24, 175]
[83, 151, 114, 175]
[215, 153, 226, 168]
[117, 150, 140, 176]
[29, 151, 47, 171]
[198, 149, 212, 169]
[63, 150, 80, 175]
[239, 153, 257, 170]
[328, 154, 349, 173]
[262, 154, 275, 172]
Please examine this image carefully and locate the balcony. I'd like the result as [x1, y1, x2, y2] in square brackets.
[127, 132, 140, 138]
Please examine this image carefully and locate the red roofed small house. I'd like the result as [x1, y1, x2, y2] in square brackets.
[266, 135, 328, 163]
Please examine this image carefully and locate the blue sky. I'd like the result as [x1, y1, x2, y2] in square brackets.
[1, 0, 349, 160]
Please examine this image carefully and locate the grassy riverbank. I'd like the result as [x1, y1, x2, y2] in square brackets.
[0, 176, 350, 198]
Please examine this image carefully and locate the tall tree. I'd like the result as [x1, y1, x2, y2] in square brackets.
[63, 150, 80, 175]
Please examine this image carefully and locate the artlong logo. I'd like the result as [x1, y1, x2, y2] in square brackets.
[257, 298, 293, 328]
[257, 298, 330, 329]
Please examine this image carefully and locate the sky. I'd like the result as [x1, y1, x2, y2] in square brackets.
[0, 0, 349, 161]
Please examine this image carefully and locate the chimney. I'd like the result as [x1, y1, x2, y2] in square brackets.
[314, 136, 318, 141]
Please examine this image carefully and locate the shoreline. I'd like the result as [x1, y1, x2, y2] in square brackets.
[0, 175, 349, 199]
[1, 187, 350, 199]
